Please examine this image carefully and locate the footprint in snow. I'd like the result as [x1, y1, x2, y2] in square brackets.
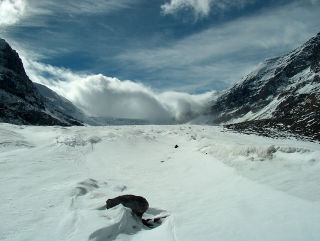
[73, 179, 100, 197]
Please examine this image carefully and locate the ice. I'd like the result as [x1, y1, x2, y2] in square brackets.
[0, 124, 320, 241]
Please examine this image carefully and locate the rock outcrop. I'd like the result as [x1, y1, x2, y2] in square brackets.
[211, 32, 320, 141]
[0, 38, 83, 126]
[106, 195, 149, 217]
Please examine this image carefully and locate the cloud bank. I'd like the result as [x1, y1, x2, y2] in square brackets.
[161, 0, 254, 18]
[0, 0, 26, 26]
[22, 57, 216, 123]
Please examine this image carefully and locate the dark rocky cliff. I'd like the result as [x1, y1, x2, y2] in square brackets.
[0, 38, 83, 126]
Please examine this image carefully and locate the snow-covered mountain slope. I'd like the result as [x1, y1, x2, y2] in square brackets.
[34, 83, 94, 124]
[0, 38, 83, 126]
[0, 124, 320, 241]
[211, 32, 320, 141]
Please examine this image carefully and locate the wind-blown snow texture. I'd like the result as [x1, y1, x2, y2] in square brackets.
[1, 124, 320, 241]
[211, 32, 320, 141]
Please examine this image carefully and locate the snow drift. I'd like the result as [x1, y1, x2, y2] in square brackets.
[1, 123, 320, 241]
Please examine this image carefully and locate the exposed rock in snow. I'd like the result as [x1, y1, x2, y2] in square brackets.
[211, 32, 320, 141]
[106, 195, 149, 217]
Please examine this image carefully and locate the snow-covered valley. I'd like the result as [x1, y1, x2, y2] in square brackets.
[1, 124, 320, 241]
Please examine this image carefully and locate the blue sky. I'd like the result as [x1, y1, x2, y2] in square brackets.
[0, 0, 320, 120]
[1, 0, 319, 92]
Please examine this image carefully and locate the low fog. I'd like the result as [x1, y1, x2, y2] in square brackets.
[24, 58, 217, 123]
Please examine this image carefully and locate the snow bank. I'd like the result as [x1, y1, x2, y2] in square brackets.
[0, 124, 320, 241]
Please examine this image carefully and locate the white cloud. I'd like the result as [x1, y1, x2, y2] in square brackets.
[30, 0, 134, 15]
[308, 0, 320, 4]
[162, 0, 211, 17]
[0, 0, 134, 28]
[159, 91, 215, 121]
[0, 0, 26, 26]
[161, 0, 254, 18]
[118, 1, 320, 90]
[22, 57, 216, 123]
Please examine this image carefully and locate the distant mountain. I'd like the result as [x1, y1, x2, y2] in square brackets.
[0, 38, 83, 126]
[211, 32, 320, 141]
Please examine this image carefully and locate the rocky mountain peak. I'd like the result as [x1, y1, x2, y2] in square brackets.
[0, 38, 83, 126]
[0, 38, 42, 108]
[0, 38, 27, 77]
[282, 31, 320, 75]
[211, 32, 320, 141]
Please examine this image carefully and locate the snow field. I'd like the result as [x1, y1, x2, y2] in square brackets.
[0, 124, 320, 241]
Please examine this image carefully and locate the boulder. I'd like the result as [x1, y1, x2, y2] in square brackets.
[106, 195, 149, 217]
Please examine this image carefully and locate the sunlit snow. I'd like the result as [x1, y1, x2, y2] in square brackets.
[0, 123, 320, 241]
